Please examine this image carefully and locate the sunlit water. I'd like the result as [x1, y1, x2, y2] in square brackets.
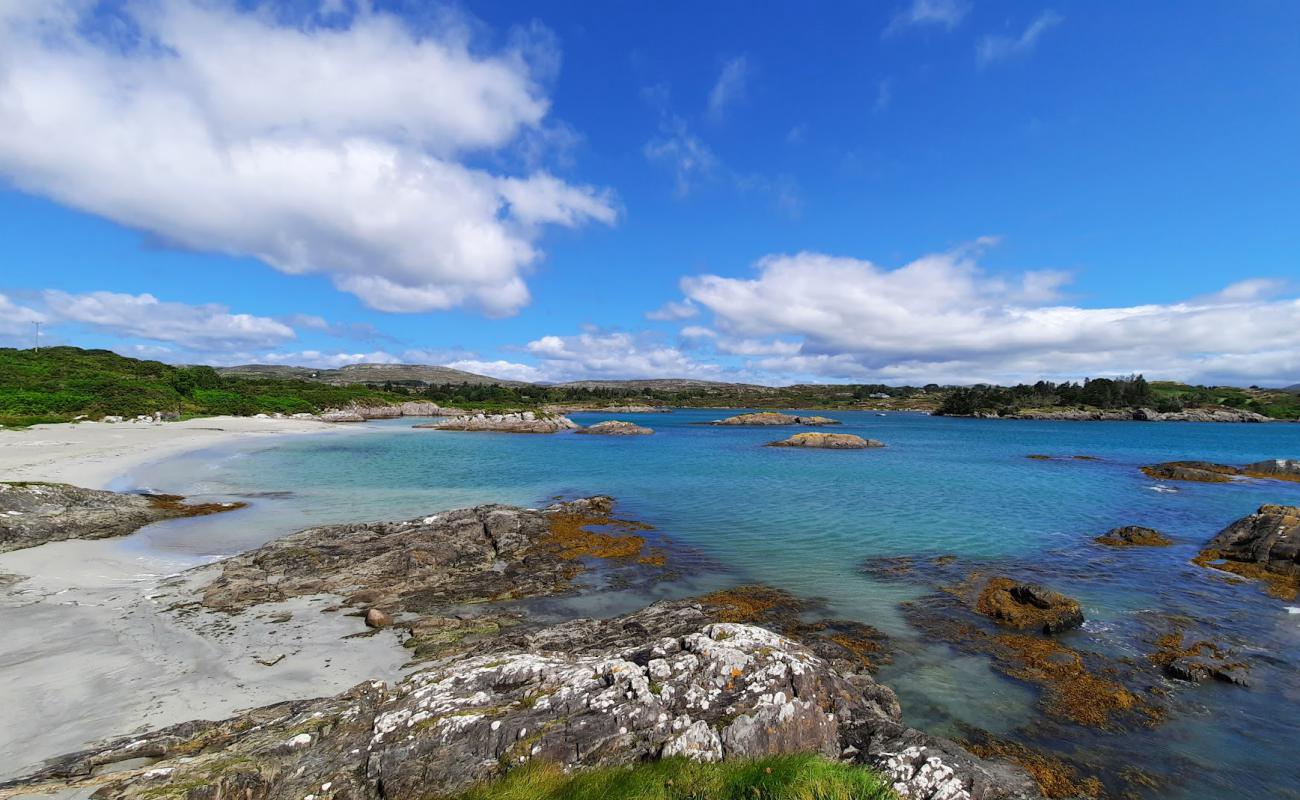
[123, 410, 1300, 799]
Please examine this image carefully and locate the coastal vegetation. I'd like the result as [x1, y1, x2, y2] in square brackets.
[3, 346, 1297, 427]
[453, 756, 897, 800]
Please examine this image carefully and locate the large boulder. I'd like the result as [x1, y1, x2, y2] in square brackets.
[766, 433, 884, 449]
[575, 420, 654, 435]
[712, 412, 841, 426]
[1196, 505, 1300, 599]
[974, 578, 1084, 635]
[1094, 525, 1173, 548]
[1140, 461, 1241, 483]
[0, 482, 244, 554]
[319, 409, 366, 423]
[1240, 459, 1300, 482]
[415, 412, 578, 434]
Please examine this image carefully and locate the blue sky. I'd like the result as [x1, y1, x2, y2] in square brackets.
[1, 0, 1297, 385]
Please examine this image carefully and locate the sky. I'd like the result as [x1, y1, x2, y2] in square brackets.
[1, 0, 1298, 386]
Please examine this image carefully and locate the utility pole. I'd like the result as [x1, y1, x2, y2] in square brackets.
[33, 321, 40, 352]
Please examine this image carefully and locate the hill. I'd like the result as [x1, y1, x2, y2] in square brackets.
[218, 363, 526, 387]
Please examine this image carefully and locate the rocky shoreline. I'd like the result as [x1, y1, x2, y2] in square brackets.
[943, 407, 1274, 423]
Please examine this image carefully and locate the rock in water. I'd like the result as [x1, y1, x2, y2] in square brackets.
[975, 578, 1084, 635]
[1240, 459, 1300, 482]
[364, 608, 391, 628]
[1140, 461, 1241, 483]
[1196, 505, 1300, 599]
[575, 420, 654, 435]
[1095, 525, 1173, 547]
[415, 412, 579, 434]
[766, 433, 884, 449]
[0, 482, 244, 554]
[712, 412, 842, 426]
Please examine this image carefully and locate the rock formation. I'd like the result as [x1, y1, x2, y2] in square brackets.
[414, 412, 579, 434]
[0, 482, 244, 554]
[712, 412, 841, 426]
[1141, 459, 1300, 484]
[766, 433, 884, 449]
[575, 420, 655, 435]
[1094, 526, 1173, 548]
[1195, 504, 1300, 599]
[974, 578, 1084, 635]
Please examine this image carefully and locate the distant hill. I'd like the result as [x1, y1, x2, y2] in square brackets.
[551, 378, 775, 394]
[218, 363, 527, 387]
[1285, 384, 1300, 393]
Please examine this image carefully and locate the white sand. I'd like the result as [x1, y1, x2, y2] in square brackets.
[0, 417, 413, 782]
[0, 416, 351, 489]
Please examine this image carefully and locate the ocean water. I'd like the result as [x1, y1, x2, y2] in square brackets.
[125, 410, 1300, 799]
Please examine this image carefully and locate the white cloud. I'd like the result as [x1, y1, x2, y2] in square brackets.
[645, 299, 699, 321]
[885, 0, 969, 35]
[0, 293, 45, 336]
[707, 56, 750, 122]
[679, 326, 717, 339]
[977, 11, 1064, 65]
[0, 2, 615, 317]
[254, 350, 402, 368]
[445, 359, 545, 383]
[678, 243, 1300, 385]
[644, 116, 719, 197]
[40, 290, 295, 350]
[524, 330, 723, 382]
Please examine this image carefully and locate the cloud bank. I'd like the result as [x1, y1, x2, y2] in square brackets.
[0, 2, 615, 316]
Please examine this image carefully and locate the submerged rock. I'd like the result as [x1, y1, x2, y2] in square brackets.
[766, 433, 884, 449]
[1195, 504, 1300, 599]
[1095, 525, 1173, 548]
[711, 412, 841, 426]
[975, 578, 1084, 635]
[0, 482, 244, 554]
[415, 412, 578, 434]
[575, 420, 654, 435]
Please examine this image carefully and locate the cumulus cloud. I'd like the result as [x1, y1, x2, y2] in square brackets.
[977, 11, 1064, 65]
[677, 243, 1300, 385]
[524, 330, 723, 382]
[254, 350, 402, 368]
[885, 0, 969, 35]
[40, 290, 296, 350]
[0, 2, 615, 317]
[444, 359, 545, 383]
[645, 299, 700, 321]
[707, 56, 750, 122]
[0, 293, 45, 337]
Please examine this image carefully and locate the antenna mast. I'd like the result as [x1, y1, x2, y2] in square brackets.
[33, 321, 41, 352]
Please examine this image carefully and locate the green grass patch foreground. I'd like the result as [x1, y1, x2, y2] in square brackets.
[452, 756, 898, 800]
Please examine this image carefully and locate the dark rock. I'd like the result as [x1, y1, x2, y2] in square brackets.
[1195, 505, 1300, 599]
[0, 482, 244, 554]
[975, 578, 1084, 635]
[1140, 461, 1241, 483]
[1095, 525, 1173, 548]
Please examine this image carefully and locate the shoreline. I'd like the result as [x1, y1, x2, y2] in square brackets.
[0, 416, 357, 490]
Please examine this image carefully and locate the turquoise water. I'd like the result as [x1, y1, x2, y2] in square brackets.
[127, 410, 1300, 799]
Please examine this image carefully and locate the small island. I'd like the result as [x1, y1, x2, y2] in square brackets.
[574, 420, 654, 435]
[766, 433, 883, 449]
[712, 412, 840, 426]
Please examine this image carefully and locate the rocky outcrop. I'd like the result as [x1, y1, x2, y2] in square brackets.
[319, 409, 366, 422]
[1095, 525, 1173, 548]
[712, 412, 841, 426]
[1, 607, 1043, 800]
[546, 404, 671, 414]
[766, 433, 884, 449]
[0, 482, 244, 554]
[575, 420, 654, 435]
[1141, 459, 1300, 484]
[974, 579, 1084, 635]
[960, 407, 1273, 423]
[1195, 505, 1300, 599]
[321, 402, 462, 422]
[414, 412, 578, 434]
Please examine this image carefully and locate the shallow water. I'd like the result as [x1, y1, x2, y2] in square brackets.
[123, 410, 1300, 798]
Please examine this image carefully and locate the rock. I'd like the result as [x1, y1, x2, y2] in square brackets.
[766, 433, 884, 449]
[319, 409, 366, 423]
[575, 420, 654, 436]
[1095, 525, 1173, 548]
[1195, 505, 1300, 599]
[364, 608, 391, 629]
[1140, 461, 1242, 483]
[974, 578, 1084, 635]
[1, 613, 1044, 800]
[0, 483, 246, 554]
[967, 407, 1273, 423]
[101, 415, 124, 423]
[414, 412, 579, 434]
[711, 412, 842, 426]
[1240, 459, 1300, 482]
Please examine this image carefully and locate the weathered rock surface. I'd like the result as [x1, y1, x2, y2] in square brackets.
[975, 578, 1084, 635]
[711, 412, 841, 426]
[319, 409, 366, 422]
[766, 432, 884, 449]
[199, 496, 655, 615]
[0, 482, 243, 554]
[1141, 459, 1300, 484]
[575, 420, 655, 435]
[962, 407, 1273, 423]
[546, 404, 671, 414]
[1, 608, 1043, 800]
[1095, 525, 1173, 548]
[414, 411, 579, 434]
[1195, 504, 1300, 599]
[321, 402, 462, 422]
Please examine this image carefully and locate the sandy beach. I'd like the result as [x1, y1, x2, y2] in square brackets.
[0, 416, 350, 489]
[0, 417, 412, 783]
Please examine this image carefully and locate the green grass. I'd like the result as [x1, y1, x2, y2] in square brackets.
[451, 756, 898, 800]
